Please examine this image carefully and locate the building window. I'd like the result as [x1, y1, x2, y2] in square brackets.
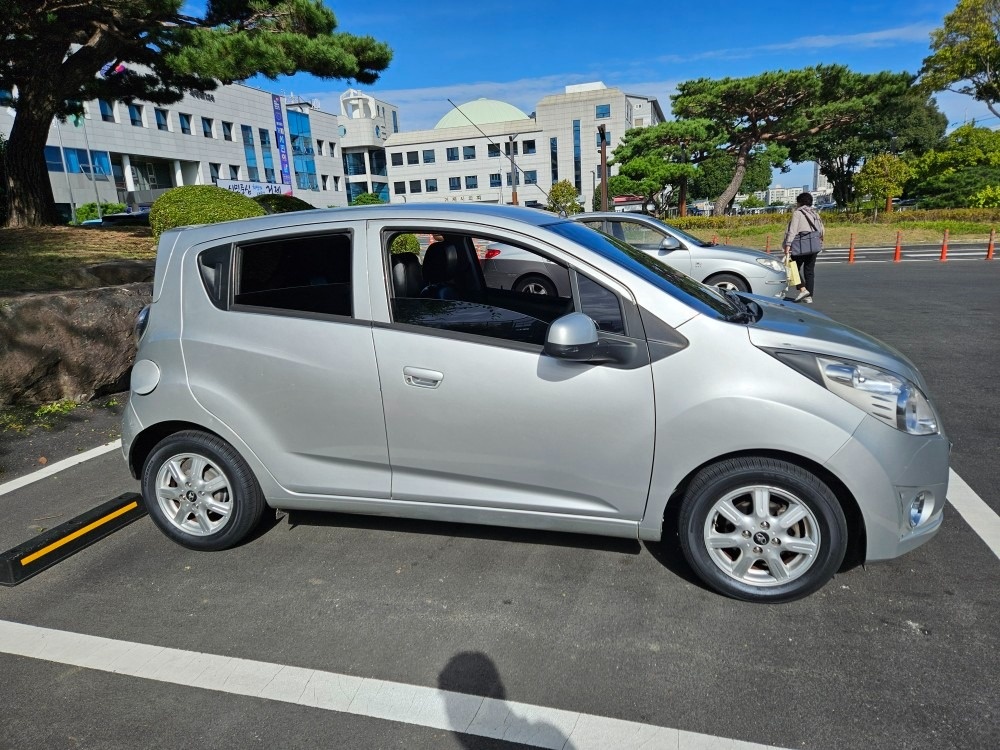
[44, 146, 65, 172]
[448, 176, 461, 191]
[202, 117, 214, 137]
[222, 122, 233, 141]
[488, 143, 501, 158]
[423, 149, 435, 164]
[394, 181, 406, 194]
[463, 145, 476, 160]
[573, 119, 581, 193]
[98, 99, 115, 123]
[316, 139, 324, 156]
[524, 170, 537, 185]
[154, 108, 169, 132]
[322, 174, 330, 190]
[392, 110, 399, 133]
[334, 176, 341, 191]
[209, 163, 220, 184]
[391, 152, 403, 167]
[596, 104, 611, 119]
[596, 131, 611, 149]
[550, 137, 558, 183]
[465, 175, 478, 189]
[241, 125, 254, 147]
[259, 128, 271, 147]
[504, 141, 518, 156]
[409, 179, 422, 193]
[425, 178, 438, 192]
[489, 173, 501, 188]
[128, 103, 143, 127]
[506, 172, 519, 187]
[522, 140, 536, 155]
[229, 165, 240, 180]
[179, 113, 192, 135]
[407, 150, 419, 165]
[446, 147, 459, 162]
[265, 168, 275, 183]
[345, 152, 367, 175]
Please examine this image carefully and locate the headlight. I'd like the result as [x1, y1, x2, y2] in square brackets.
[816, 356, 939, 435]
[755, 257, 784, 273]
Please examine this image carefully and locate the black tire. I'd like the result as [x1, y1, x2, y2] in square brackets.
[141, 430, 267, 551]
[513, 274, 557, 296]
[704, 273, 749, 293]
[677, 457, 847, 603]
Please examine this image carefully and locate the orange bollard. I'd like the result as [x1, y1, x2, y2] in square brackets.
[987, 228, 995, 260]
[711, 234, 718, 245]
[893, 231, 902, 262]
[765, 234, 771, 253]
[939, 229, 949, 261]
[848, 233, 856, 264]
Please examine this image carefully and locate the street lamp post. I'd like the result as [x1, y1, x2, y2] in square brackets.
[590, 170, 596, 209]
[597, 124, 608, 212]
[508, 133, 519, 206]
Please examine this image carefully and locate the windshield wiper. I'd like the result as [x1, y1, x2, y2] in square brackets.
[722, 288, 755, 323]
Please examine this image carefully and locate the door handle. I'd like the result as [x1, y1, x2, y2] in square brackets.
[403, 366, 443, 389]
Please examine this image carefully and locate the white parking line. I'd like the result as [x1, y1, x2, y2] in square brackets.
[0, 440, 122, 497]
[948, 469, 1000, 560]
[0, 619, 781, 750]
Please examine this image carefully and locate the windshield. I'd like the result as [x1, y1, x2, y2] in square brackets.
[546, 221, 738, 319]
[659, 221, 713, 248]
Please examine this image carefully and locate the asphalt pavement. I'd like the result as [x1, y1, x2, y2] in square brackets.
[0, 259, 997, 750]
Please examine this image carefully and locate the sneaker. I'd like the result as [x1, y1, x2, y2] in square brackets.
[794, 289, 812, 302]
[803, 296, 813, 304]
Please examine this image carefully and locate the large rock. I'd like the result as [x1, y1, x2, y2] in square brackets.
[0, 283, 152, 405]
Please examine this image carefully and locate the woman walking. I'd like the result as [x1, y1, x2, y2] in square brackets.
[783, 192, 824, 303]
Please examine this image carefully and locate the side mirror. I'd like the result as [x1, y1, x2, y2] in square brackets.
[659, 235, 682, 251]
[544, 312, 599, 361]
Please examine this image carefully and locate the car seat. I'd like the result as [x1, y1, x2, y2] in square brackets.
[390, 252, 423, 298]
[421, 240, 478, 299]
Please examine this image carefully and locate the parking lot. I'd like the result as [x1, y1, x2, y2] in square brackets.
[1, 258, 997, 749]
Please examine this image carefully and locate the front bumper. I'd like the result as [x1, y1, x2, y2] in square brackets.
[826, 415, 950, 562]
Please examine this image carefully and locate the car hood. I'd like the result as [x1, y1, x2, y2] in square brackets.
[744, 296, 928, 390]
[695, 243, 777, 264]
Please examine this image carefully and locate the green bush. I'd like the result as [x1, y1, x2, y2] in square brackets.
[252, 193, 315, 214]
[350, 192, 384, 206]
[390, 233, 420, 254]
[150, 185, 266, 239]
[73, 201, 126, 223]
[668, 207, 1000, 231]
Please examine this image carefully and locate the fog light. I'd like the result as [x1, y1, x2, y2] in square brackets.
[909, 491, 932, 528]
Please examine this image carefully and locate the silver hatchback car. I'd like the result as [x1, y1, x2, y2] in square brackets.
[574, 212, 788, 296]
[123, 204, 948, 602]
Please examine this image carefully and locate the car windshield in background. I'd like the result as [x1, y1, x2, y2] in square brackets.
[545, 221, 737, 319]
[665, 223, 713, 248]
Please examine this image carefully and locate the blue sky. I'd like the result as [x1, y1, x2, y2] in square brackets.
[239, 1, 994, 189]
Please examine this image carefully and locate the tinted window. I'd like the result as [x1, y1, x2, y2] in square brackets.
[616, 220, 665, 248]
[578, 275, 624, 334]
[235, 233, 353, 318]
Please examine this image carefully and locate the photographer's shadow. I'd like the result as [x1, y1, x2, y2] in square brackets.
[439, 651, 576, 749]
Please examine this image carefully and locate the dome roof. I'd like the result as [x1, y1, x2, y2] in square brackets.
[434, 98, 529, 129]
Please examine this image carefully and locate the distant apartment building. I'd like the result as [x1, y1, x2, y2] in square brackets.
[0, 80, 350, 220]
[381, 82, 665, 210]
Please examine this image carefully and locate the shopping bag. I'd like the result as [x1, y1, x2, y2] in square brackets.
[785, 256, 801, 287]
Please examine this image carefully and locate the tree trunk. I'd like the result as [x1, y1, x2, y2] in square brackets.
[884, 194, 893, 213]
[678, 176, 687, 217]
[713, 146, 749, 216]
[3, 93, 61, 227]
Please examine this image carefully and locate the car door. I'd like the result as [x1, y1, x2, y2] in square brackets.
[610, 217, 693, 276]
[181, 227, 391, 499]
[368, 223, 656, 524]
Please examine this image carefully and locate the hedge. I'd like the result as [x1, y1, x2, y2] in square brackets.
[150, 185, 266, 238]
[252, 193, 316, 214]
[390, 233, 420, 254]
[667, 207, 1000, 231]
[74, 201, 126, 223]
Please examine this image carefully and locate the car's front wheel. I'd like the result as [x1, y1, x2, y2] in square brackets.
[704, 273, 749, 293]
[141, 430, 267, 551]
[678, 457, 848, 603]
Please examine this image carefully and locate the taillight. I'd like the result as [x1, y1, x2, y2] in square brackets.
[484, 249, 501, 260]
[134, 304, 151, 341]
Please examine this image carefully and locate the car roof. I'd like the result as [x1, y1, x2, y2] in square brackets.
[163, 203, 563, 245]
[574, 212, 655, 221]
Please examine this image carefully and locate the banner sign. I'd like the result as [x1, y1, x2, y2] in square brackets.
[272, 95, 292, 186]
[217, 180, 289, 198]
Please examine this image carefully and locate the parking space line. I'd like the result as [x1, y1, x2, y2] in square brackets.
[0, 619, 782, 750]
[948, 469, 1000, 561]
[0, 439, 122, 497]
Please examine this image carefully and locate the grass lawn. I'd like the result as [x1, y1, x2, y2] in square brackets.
[0, 225, 156, 294]
[682, 222, 995, 251]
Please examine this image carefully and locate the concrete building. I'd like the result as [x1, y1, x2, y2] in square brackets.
[813, 163, 830, 192]
[0, 80, 350, 220]
[336, 88, 401, 204]
[381, 82, 665, 210]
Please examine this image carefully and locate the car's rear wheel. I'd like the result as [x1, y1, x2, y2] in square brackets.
[678, 457, 848, 603]
[704, 273, 749, 293]
[141, 430, 266, 551]
[513, 274, 557, 296]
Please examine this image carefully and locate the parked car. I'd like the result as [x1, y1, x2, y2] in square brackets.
[123, 204, 948, 602]
[573, 212, 787, 296]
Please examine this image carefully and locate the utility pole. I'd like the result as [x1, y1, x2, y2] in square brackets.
[598, 124, 608, 212]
